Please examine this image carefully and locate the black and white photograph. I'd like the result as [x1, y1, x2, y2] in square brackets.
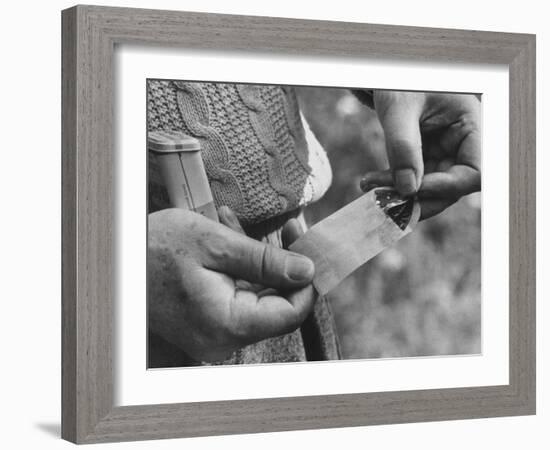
[2, 0, 543, 446]
[147, 80, 482, 368]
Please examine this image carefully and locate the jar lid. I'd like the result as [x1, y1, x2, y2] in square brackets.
[148, 130, 201, 153]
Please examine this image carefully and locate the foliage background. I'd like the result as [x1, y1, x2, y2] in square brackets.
[297, 87, 481, 359]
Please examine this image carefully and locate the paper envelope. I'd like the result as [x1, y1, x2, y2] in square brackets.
[290, 187, 420, 295]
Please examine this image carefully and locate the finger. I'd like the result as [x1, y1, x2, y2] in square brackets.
[235, 279, 265, 293]
[201, 221, 315, 290]
[257, 288, 279, 297]
[359, 170, 457, 220]
[232, 285, 315, 343]
[418, 165, 480, 200]
[455, 127, 481, 173]
[419, 122, 481, 199]
[374, 92, 424, 196]
[419, 198, 456, 221]
[359, 170, 393, 192]
[218, 205, 245, 235]
[281, 218, 305, 248]
[218, 206, 265, 292]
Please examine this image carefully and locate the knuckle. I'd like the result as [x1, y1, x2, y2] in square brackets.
[224, 312, 255, 347]
[456, 114, 480, 134]
[259, 245, 272, 281]
[247, 243, 271, 283]
[227, 321, 254, 346]
[201, 232, 232, 261]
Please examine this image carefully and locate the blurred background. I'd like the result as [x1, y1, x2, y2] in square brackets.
[296, 87, 481, 359]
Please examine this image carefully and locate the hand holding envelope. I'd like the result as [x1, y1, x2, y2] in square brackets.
[290, 89, 482, 296]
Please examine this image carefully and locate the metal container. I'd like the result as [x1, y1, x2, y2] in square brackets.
[148, 130, 218, 221]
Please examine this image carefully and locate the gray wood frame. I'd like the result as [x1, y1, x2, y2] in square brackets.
[62, 5, 536, 444]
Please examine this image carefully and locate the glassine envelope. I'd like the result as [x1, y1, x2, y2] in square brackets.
[290, 187, 420, 295]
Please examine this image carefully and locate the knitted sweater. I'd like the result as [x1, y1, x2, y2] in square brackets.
[147, 80, 332, 224]
[147, 80, 340, 367]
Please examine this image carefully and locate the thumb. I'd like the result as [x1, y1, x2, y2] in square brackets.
[201, 221, 315, 290]
[374, 92, 424, 196]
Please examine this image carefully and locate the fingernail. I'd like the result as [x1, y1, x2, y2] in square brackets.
[286, 254, 315, 282]
[394, 169, 417, 196]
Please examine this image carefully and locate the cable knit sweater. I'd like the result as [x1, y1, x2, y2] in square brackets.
[147, 80, 332, 224]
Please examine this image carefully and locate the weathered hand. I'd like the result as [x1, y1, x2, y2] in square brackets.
[360, 90, 481, 220]
[148, 207, 315, 362]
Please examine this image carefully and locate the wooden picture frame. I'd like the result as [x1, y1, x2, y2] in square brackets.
[61, 5, 536, 444]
